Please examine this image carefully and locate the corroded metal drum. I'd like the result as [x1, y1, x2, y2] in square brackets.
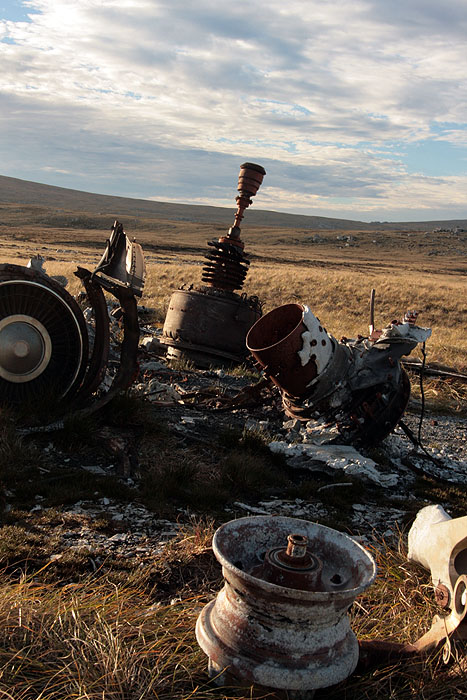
[161, 288, 261, 368]
[196, 516, 376, 696]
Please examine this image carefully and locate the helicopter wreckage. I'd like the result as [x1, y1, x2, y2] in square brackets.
[0, 220, 145, 419]
[0, 165, 432, 446]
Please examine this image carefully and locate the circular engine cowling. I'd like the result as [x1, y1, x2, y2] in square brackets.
[0, 264, 88, 405]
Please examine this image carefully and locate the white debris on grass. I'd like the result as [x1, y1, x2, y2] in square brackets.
[65, 499, 181, 542]
[140, 360, 166, 372]
[230, 499, 328, 521]
[245, 418, 270, 431]
[140, 336, 165, 354]
[317, 483, 353, 493]
[81, 465, 107, 475]
[131, 378, 181, 402]
[385, 428, 467, 484]
[269, 441, 398, 487]
[304, 420, 341, 445]
[351, 503, 408, 538]
[233, 502, 271, 515]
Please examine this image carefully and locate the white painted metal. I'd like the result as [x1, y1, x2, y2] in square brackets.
[408, 505, 467, 607]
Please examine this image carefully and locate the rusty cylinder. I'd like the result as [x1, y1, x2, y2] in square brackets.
[196, 516, 376, 695]
[161, 288, 261, 368]
[246, 303, 335, 398]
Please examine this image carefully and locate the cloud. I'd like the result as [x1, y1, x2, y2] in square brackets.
[1, 0, 467, 220]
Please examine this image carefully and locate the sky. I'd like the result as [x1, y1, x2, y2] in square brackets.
[1, 0, 467, 222]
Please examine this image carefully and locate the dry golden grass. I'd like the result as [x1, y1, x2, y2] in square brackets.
[0, 239, 465, 698]
[1, 196, 466, 698]
[3, 224, 465, 371]
[0, 574, 209, 700]
[137, 260, 467, 371]
[0, 527, 464, 700]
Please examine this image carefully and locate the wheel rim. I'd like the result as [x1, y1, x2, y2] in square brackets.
[0, 278, 87, 403]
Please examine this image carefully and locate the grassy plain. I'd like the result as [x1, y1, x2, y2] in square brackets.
[1, 206, 466, 369]
[0, 200, 466, 698]
[2, 533, 466, 700]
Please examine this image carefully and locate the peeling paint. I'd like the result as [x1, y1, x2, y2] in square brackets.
[196, 516, 376, 693]
[247, 302, 431, 446]
[298, 306, 333, 371]
[379, 321, 432, 343]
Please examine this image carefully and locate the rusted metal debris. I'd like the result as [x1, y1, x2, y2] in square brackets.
[359, 504, 467, 669]
[246, 302, 431, 445]
[401, 357, 467, 382]
[196, 515, 376, 696]
[0, 220, 145, 416]
[161, 163, 265, 368]
[197, 513, 467, 692]
[180, 377, 273, 412]
[408, 505, 467, 660]
[201, 162, 265, 291]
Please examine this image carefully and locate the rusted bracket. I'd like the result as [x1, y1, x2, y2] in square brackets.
[401, 358, 467, 382]
[72, 268, 139, 409]
[369, 288, 375, 336]
[204, 378, 273, 412]
[357, 639, 418, 670]
[73, 267, 110, 401]
[106, 286, 140, 393]
[358, 574, 467, 670]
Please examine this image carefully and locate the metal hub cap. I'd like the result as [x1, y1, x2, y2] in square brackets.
[0, 314, 52, 382]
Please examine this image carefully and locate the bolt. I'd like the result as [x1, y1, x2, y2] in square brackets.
[286, 534, 308, 559]
[434, 583, 450, 609]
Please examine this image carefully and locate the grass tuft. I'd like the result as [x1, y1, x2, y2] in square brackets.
[0, 532, 464, 699]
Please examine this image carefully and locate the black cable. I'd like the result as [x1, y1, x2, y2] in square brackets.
[417, 340, 427, 446]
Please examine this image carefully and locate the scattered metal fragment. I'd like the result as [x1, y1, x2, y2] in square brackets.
[197, 377, 273, 411]
[196, 515, 376, 696]
[401, 358, 467, 382]
[269, 441, 398, 487]
[0, 220, 145, 418]
[360, 504, 467, 668]
[161, 163, 265, 368]
[407, 505, 467, 660]
[247, 302, 431, 445]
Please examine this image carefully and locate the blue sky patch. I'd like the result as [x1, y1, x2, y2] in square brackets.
[0, 1, 39, 22]
[401, 139, 467, 177]
[1, 1, 467, 221]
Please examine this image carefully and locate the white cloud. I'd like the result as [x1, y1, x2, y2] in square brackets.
[1, 0, 467, 220]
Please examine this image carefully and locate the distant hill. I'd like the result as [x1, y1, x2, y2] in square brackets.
[1, 174, 467, 232]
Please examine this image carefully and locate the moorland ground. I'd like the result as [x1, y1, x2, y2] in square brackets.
[2, 200, 466, 368]
[0, 194, 466, 699]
